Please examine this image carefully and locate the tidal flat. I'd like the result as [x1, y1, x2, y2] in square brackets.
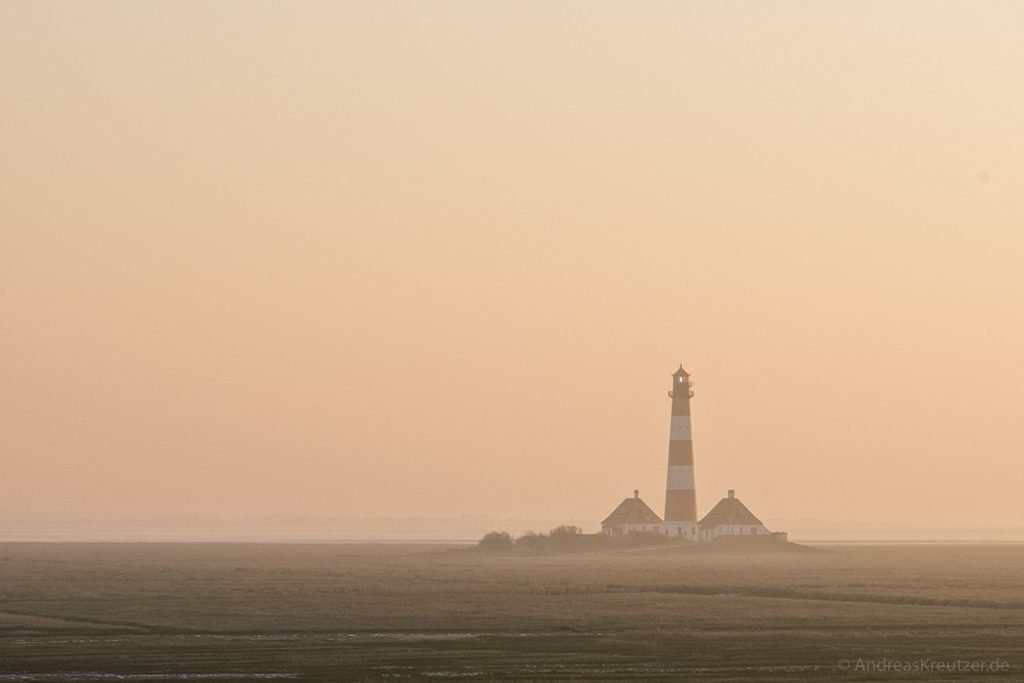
[0, 542, 1021, 681]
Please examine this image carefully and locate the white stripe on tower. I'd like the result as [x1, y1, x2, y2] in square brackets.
[670, 416, 691, 440]
[666, 465, 694, 489]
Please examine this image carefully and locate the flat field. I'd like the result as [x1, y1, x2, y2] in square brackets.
[0, 542, 1022, 681]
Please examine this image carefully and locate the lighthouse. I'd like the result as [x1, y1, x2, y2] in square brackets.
[662, 365, 698, 538]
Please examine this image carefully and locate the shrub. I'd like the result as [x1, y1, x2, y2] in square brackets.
[514, 532, 548, 550]
[547, 525, 583, 548]
[548, 525, 581, 539]
[477, 531, 514, 550]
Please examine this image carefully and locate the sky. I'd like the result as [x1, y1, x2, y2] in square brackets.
[2, 1, 1024, 533]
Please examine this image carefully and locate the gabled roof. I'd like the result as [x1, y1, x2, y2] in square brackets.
[602, 493, 663, 527]
[699, 493, 763, 529]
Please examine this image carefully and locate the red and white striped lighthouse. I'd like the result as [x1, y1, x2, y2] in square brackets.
[663, 365, 698, 538]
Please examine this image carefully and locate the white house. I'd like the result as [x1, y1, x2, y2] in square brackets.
[697, 489, 775, 541]
[601, 490, 663, 535]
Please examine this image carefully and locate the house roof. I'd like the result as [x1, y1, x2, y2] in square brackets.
[699, 492, 763, 529]
[602, 492, 663, 527]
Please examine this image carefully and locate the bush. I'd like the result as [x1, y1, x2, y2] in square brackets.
[514, 532, 548, 550]
[547, 525, 583, 548]
[477, 531, 514, 550]
[548, 525, 581, 539]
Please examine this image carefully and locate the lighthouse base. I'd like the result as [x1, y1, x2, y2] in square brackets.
[660, 521, 699, 540]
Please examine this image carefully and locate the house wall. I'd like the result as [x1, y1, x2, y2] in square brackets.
[700, 524, 769, 540]
[602, 522, 662, 536]
[603, 521, 778, 542]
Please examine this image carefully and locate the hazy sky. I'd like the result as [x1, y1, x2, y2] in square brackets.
[3, 1, 1024, 530]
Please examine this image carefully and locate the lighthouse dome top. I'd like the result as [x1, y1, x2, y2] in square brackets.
[672, 364, 690, 377]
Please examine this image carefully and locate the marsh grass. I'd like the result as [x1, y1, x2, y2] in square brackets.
[0, 543, 1021, 680]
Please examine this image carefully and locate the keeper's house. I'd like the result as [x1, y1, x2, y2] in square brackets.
[601, 490, 663, 535]
[599, 488, 787, 542]
[698, 489, 778, 541]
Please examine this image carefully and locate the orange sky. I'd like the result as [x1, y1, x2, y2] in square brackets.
[2, 2, 1023, 532]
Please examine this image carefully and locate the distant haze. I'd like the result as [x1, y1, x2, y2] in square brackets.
[2, 2, 1023, 535]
